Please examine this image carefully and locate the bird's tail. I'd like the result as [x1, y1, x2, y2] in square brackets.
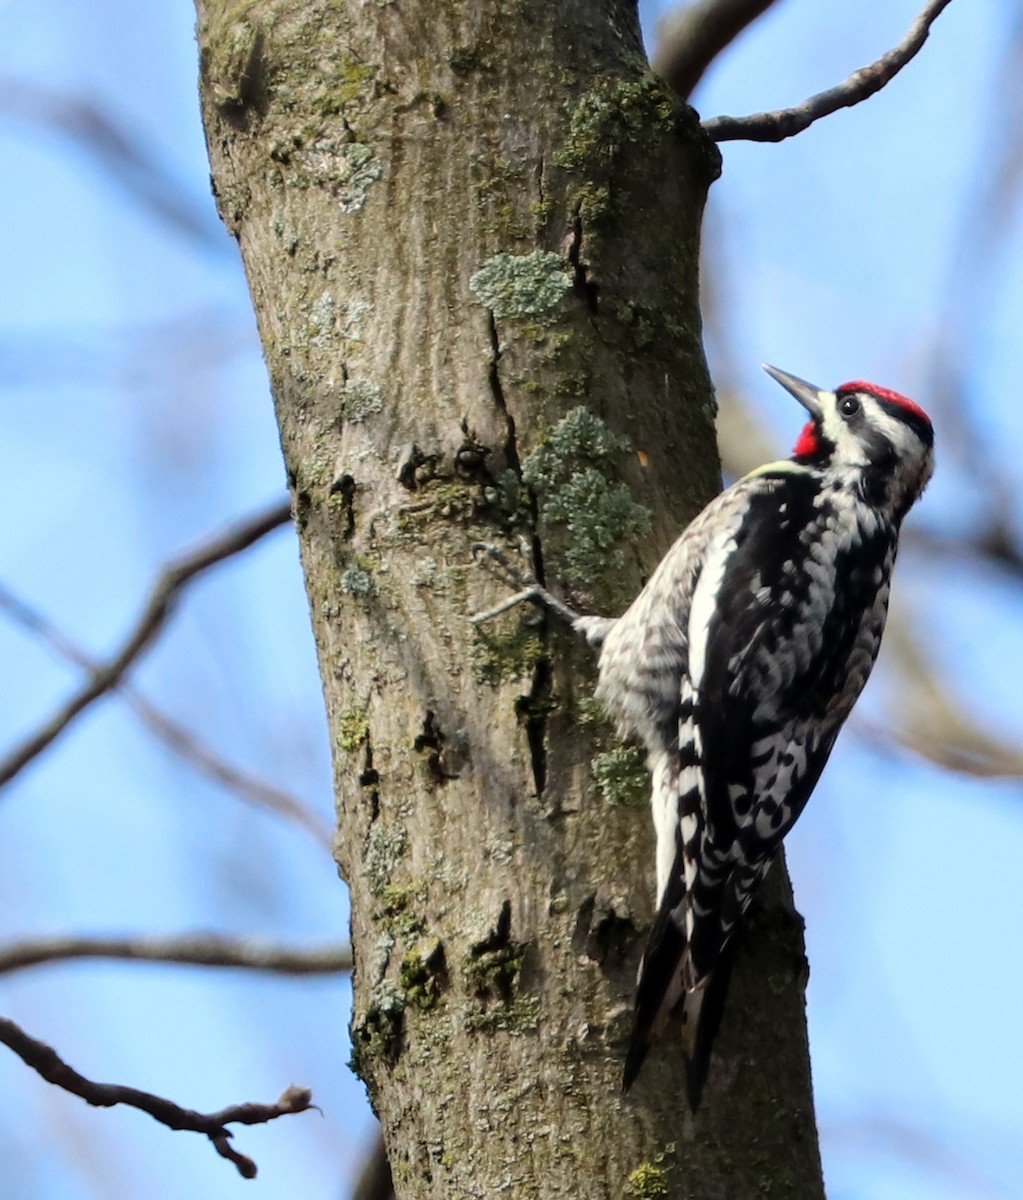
[622, 904, 737, 1110]
[622, 898, 686, 1092]
[681, 941, 735, 1110]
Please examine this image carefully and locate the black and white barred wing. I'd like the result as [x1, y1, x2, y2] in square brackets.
[626, 468, 892, 1093]
[590, 479, 768, 901]
[684, 466, 893, 980]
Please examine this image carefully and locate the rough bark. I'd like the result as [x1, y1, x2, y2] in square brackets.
[195, 1, 824, 1196]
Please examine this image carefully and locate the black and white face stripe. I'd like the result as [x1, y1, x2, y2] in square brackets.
[816, 385, 931, 470]
[868, 391, 934, 450]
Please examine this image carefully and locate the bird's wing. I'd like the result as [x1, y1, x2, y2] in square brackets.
[687, 469, 892, 980]
[626, 468, 893, 1095]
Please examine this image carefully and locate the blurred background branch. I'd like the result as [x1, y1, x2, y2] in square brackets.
[0, 934, 351, 976]
[0, 579, 333, 848]
[651, 0, 780, 99]
[0, 77, 225, 251]
[0, 498, 292, 789]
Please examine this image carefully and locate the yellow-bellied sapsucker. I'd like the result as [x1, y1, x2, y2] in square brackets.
[574, 365, 934, 1105]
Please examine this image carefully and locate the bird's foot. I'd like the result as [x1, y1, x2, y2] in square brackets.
[468, 542, 581, 627]
[468, 542, 616, 648]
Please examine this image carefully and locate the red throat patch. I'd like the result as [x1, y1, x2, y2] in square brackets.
[793, 420, 821, 458]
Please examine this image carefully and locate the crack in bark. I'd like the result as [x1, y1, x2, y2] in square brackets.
[515, 658, 551, 796]
[467, 901, 520, 1004]
[572, 893, 635, 967]
[484, 310, 523, 478]
[396, 444, 444, 491]
[568, 213, 600, 314]
[483, 307, 553, 795]
[360, 734, 380, 818]
[414, 710, 457, 783]
[329, 473, 357, 538]
[482, 309, 547, 581]
[473, 900, 512, 954]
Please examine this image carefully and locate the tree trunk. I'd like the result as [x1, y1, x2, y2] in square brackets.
[195, 1, 824, 1195]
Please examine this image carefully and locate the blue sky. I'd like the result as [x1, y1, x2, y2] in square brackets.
[0, 1, 1019, 1197]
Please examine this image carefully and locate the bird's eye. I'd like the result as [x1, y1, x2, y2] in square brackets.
[839, 395, 861, 417]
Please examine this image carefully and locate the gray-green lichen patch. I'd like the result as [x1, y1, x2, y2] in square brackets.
[554, 73, 718, 222]
[463, 993, 541, 1034]
[469, 250, 571, 322]
[591, 745, 648, 807]
[557, 75, 676, 172]
[309, 290, 336, 346]
[340, 376, 383, 421]
[340, 297, 371, 344]
[340, 565, 373, 595]
[351, 980, 405, 1074]
[483, 468, 530, 526]
[378, 881, 428, 939]
[322, 59, 378, 112]
[336, 142, 382, 213]
[521, 407, 651, 587]
[306, 293, 373, 358]
[366, 823, 408, 895]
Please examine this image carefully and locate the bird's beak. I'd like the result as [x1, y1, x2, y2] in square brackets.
[762, 364, 827, 421]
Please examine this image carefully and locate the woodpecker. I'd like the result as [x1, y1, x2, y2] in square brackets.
[573, 365, 934, 1106]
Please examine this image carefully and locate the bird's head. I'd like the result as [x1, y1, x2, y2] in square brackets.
[763, 363, 934, 519]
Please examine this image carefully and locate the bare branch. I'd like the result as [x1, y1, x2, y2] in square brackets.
[0, 1013, 313, 1178]
[652, 0, 780, 100]
[0, 934, 351, 977]
[0, 498, 292, 790]
[0, 580, 332, 848]
[702, 0, 954, 143]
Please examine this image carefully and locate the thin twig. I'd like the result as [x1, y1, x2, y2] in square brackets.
[0, 498, 292, 790]
[652, 0, 779, 100]
[0, 1013, 313, 1178]
[702, 0, 955, 143]
[0, 580, 332, 849]
[0, 934, 352, 976]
